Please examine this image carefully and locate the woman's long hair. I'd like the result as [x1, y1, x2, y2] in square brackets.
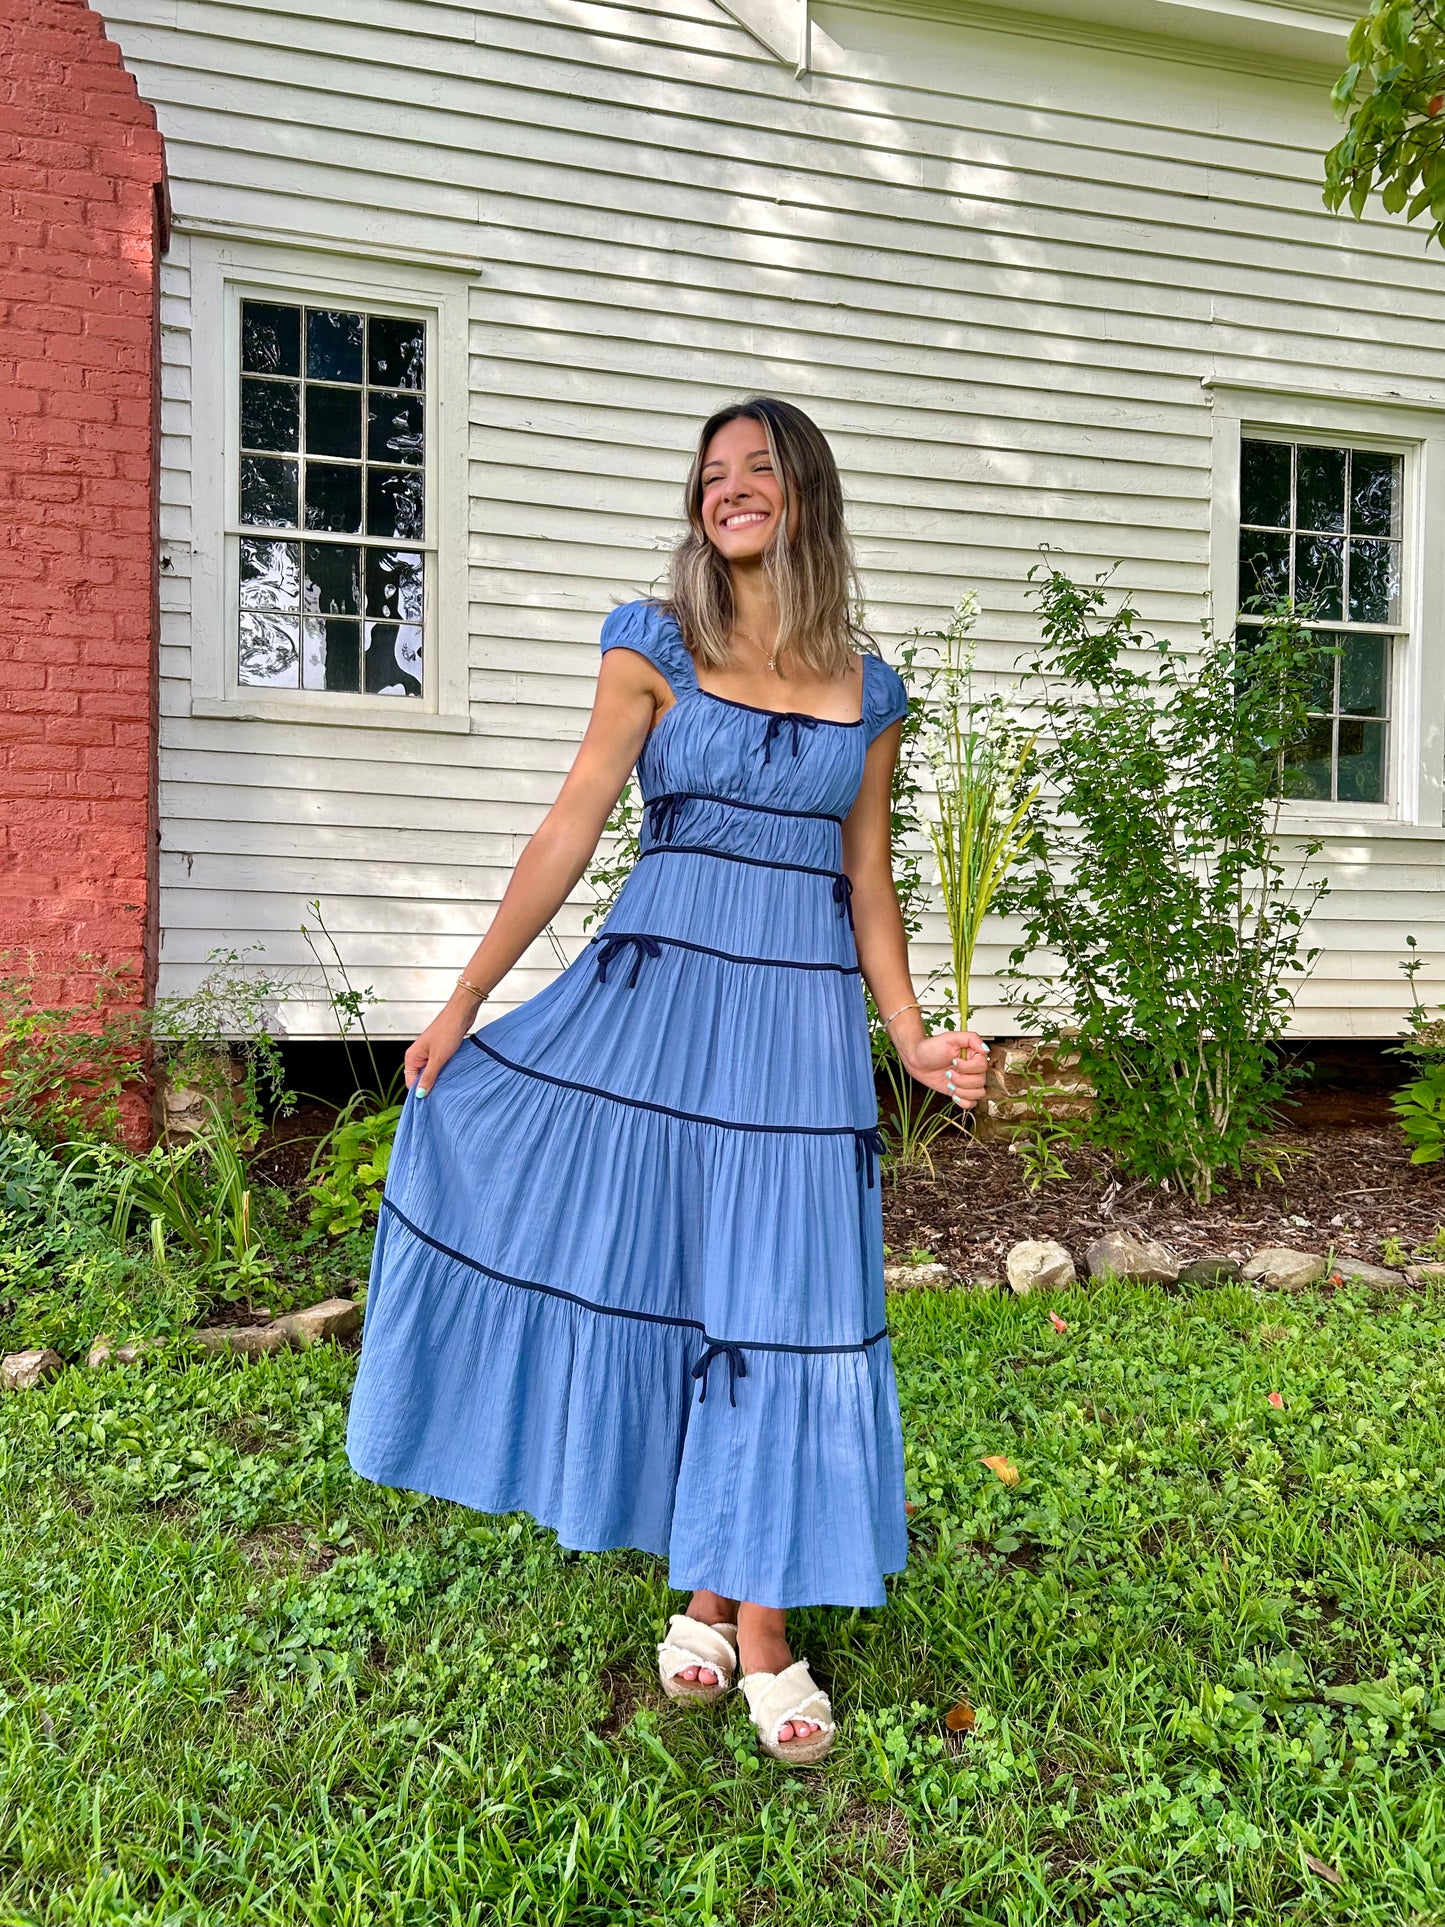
[663, 397, 870, 679]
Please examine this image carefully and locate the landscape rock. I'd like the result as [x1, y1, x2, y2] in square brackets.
[1404, 1262, 1445, 1286]
[2, 1348, 65, 1391]
[192, 1325, 290, 1358]
[883, 1263, 953, 1294]
[1241, 1247, 1328, 1293]
[87, 1335, 167, 1369]
[269, 1297, 362, 1347]
[1328, 1259, 1406, 1288]
[1177, 1255, 1241, 1287]
[1005, 1239, 1076, 1295]
[1085, 1231, 1179, 1285]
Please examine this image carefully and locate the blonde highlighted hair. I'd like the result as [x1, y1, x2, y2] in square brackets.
[661, 397, 870, 679]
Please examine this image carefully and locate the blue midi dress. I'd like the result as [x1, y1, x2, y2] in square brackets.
[345, 599, 911, 1609]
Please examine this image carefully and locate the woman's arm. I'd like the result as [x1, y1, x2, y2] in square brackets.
[842, 720, 989, 1113]
[408, 645, 666, 1093]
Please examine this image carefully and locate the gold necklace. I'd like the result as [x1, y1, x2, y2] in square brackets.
[735, 630, 781, 676]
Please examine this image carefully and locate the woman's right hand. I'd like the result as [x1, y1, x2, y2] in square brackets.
[405, 1002, 474, 1096]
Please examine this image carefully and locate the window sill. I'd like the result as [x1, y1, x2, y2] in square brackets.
[1276, 814, 1445, 842]
[190, 696, 471, 734]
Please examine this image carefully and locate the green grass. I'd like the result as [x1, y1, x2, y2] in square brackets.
[4, 1277, 1445, 1925]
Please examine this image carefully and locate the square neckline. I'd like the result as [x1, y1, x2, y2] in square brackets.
[691, 685, 866, 728]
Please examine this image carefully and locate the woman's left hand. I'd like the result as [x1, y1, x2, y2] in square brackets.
[901, 1029, 990, 1111]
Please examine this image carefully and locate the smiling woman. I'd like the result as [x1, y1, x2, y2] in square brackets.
[344, 395, 991, 1768]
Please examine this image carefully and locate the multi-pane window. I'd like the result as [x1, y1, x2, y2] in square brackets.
[235, 300, 427, 698]
[1237, 437, 1403, 805]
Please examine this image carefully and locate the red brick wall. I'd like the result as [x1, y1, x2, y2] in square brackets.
[0, 0, 168, 1034]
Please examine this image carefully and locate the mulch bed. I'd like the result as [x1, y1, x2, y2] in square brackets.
[882, 1090, 1445, 1280]
[251, 1088, 1445, 1283]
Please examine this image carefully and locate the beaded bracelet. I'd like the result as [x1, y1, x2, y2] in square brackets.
[455, 975, 491, 1002]
[879, 999, 922, 1029]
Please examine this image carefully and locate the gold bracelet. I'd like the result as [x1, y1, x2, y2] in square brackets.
[880, 999, 922, 1029]
[455, 975, 490, 1002]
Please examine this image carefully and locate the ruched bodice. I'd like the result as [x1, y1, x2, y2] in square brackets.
[346, 599, 912, 1609]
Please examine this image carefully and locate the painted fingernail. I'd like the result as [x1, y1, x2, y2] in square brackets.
[415, 1085, 429, 1101]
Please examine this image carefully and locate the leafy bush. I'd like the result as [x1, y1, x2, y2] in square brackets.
[0, 958, 148, 1146]
[151, 947, 296, 1148]
[306, 1097, 402, 1235]
[1002, 562, 1328, 1203]
[1393, 1067, 1445, 1165]
[1389, 936, 1445, 1164]
[0, 1130, 199, 1356]
[57, 1100, 280, 1305]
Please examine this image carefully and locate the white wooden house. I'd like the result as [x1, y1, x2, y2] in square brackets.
[94, 0, 1445, 1040]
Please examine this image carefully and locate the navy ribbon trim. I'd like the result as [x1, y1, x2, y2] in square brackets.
[380, 1197, 706, 1334]
[854, 1126, 884, 1189]
[586, 932, 860, 976]
[379, 1198, 888, 1358]
[691, 1340, 748, 1407]
[645, 789, 844, 833]
[470, 1035, 878, 1141]
[760, 712, 821, 765]
[594, 932, 661, 987]
[832, 874, 855, 929]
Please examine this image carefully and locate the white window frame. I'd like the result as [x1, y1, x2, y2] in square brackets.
[1208, 383, 1445, 832]
[188, 235, 470, 733]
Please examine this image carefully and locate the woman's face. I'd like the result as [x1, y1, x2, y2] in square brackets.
[698, 416, 797, 563]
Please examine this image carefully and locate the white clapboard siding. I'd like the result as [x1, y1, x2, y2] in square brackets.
[97, 0, 1445, 1036]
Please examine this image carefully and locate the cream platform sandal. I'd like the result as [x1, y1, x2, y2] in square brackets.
[740, 1659, 836, 1766]
[656, 1613, 739, 1706]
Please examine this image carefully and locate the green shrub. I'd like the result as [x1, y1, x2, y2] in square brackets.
[1389, 935, 1445, 1164]
[306, 1098, 402, 1236]
[1002, 562, 1328, 1203]
[0, 1130, 200, 1356]
[0, 958, 148, 1146]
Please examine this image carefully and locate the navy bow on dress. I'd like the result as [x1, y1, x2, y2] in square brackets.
[832, 873, 854, 929]
[854, 1126, 885, 1190]
[759, 712, 820, 765]
[645, 794, 688, 844]
[594, 933, 661, 987]
[691, 1340, 749, 1407]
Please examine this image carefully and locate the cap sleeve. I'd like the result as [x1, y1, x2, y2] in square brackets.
[862, 652, 910, 744]
[599, 599, 698, 700]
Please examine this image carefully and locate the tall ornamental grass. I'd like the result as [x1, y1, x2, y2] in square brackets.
[919, 597, 1039, 1034]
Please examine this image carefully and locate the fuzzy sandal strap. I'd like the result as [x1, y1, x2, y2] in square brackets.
[741, 1660, 835, 1747]
[657, 1614, 738, 1685]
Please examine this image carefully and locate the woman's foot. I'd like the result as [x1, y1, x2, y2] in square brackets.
[737, 1604, 824, 1745]
[672, 1589, 738, 1688]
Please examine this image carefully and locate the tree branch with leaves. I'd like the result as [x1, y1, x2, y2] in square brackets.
[1325, 0, 1445, 244]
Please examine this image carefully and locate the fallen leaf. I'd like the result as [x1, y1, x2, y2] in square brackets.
[944, 1701, 976, 1733]
[1303, 1852, 1342, 1886]
[904, 1502, 919, 1516]
[1267, 1391, 1284, 1409]
[1049, 1311, 1069, 1333]
[980, 1455, 1020, 1487]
